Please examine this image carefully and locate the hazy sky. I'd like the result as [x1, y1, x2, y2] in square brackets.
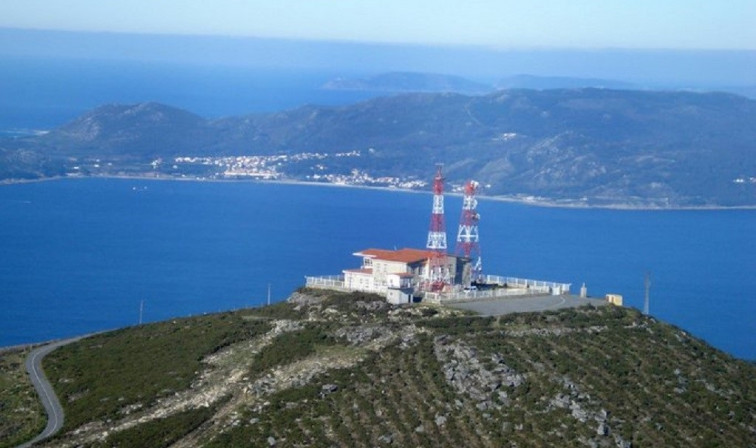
[1, 0, 754, 50]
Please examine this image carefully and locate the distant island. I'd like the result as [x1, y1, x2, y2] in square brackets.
[1, 88, 755, 208]
[321, 71, 755, 97]
[322, 71, 492, 94]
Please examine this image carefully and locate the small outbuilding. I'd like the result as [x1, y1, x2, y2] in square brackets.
[386, 272, 415, 304]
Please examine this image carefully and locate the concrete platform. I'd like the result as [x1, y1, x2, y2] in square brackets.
[446, 294, 607, 316]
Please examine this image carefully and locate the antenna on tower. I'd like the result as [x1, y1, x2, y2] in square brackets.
[456, 180, 482, 285]
[425, 164, 450, 292]
[643, 272, 651, 315]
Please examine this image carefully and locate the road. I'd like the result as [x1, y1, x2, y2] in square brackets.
[16, 336, 85, 448]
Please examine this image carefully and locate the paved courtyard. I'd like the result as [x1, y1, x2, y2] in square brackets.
[446, 294, 607, 316]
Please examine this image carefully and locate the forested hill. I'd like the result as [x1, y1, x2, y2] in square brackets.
[12, 289, 756, 447]
[3, 88, 755, 207]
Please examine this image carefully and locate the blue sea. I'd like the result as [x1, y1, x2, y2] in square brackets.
[0, 56, 381, 131]
[0, 57, 754, 360]
[0, 178, 754, 360]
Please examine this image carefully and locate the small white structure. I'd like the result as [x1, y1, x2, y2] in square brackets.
[386, 272, 414, 304]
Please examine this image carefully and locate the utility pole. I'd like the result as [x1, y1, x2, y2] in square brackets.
[643, 272, 651, 315]
[139, 300, 144, 325]
[267, 283, 271, 306]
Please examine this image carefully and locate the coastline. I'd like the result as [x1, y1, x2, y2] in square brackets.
[2, 174, 755, 211]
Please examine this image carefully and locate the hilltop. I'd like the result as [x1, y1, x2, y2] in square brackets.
[1, 89, 756, 207]
[3, 288, 754, 447]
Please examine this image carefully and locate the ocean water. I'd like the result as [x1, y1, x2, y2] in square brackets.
[0, 178, 754, 360]
[0, 57, 379, 130]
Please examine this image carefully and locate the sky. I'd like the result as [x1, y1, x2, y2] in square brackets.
[1, 0, 755, 50]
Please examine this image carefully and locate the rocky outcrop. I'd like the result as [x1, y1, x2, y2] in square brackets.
[434, 335, 524, 411]
[287, 291, 324, 305]
[549, 376, 631, 448]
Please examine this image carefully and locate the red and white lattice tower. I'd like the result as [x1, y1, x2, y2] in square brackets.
[455, 180, 483, 284]
[425, 165, 450, 291]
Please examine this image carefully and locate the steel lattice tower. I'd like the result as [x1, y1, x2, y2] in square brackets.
[425, 165, 450, 291]
[456, 180, 482, 283]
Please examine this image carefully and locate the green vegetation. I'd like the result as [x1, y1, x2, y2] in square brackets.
[7, 289, 755, 447]
[96, 402, 221, 448]
[207, 335, 470, 448]
[0, 349, 45, 448]
[467, 306, 756, 446]
[44, 311, 270, 431]
[5, 90, 756, 206]
[251, 325, 336, 375]
[247, 299, 306, 320]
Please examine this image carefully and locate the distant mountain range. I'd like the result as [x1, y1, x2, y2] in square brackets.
[322, 72, 638, 93]
[495, 74, 636, 90]
[321, 72, 756, 99]
[2, 88, 755, 207]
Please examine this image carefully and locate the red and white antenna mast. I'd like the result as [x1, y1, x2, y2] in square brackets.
[456, 180, 483, 284]
[425, 165, 450, 291]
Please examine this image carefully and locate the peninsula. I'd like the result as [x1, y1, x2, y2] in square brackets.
[2, 88, 755, 208]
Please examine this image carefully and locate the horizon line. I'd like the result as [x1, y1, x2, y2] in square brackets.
[3, 26, 755, 53]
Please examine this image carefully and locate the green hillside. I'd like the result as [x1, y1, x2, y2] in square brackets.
[11, 289, 751, 447]
[3, 88, 755, 207]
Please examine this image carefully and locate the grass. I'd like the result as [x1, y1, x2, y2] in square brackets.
[44, 311, 270, 431]
[0, 348, 46, 448]
[250, 325, 337, 376]
[95, 399, 224, 448]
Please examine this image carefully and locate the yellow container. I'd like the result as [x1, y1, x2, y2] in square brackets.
[605, 294, 623, 306]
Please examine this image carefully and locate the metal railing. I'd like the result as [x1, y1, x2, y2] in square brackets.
[305, 275, 389, 294]
[305, 275, 346, 290]
[483, 275, 571, 294]
[305, 273, 571, 301]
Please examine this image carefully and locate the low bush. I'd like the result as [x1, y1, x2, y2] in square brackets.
[45, 312, 270, 430]
[97, 400, 221, 448]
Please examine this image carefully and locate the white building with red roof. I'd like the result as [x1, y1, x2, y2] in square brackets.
[305, 247, 571, 304]
[338, 248, 470, 304]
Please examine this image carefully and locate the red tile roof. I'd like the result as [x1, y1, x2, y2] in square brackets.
[354, 248, 440, 264]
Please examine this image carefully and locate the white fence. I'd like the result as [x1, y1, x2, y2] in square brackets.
[305, 273, 571, 303]
[483, 275, 571, 295]
[306, 275, 394, 294]
[305, 275, 346, 290]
